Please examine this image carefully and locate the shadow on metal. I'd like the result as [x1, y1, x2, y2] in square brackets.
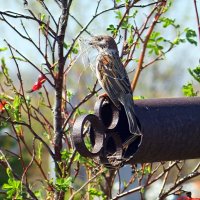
[72, 97, 200, 168]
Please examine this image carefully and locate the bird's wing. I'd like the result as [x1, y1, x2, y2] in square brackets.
[98, 53, 132, 95]
[97, 53, 132, 108]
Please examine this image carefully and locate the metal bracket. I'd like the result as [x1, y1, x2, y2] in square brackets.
[72, 97, 141, 168]
[72, 97, 200, 166]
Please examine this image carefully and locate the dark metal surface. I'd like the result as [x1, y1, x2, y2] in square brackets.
[72, 114, 105, 158]
[72, 97, 200, 167]
[128, 97, 200, 164]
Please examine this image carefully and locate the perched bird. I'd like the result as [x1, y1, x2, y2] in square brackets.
[89, 35, 141, 142]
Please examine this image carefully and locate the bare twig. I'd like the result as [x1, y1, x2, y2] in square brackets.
[62, 80, 99, 131]
[131, 1, 166, 91]
[69, 168, 105, 200]
[193, 0, 200, 43]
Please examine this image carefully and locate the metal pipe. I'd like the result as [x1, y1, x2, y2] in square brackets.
[72, 97, 200, 167]
[127, 97, 200, 163]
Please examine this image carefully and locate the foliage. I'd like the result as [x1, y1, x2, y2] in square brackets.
[2, 168, 23, 199]
[0, 0, 199, 200]
[182, 65, 200, 97]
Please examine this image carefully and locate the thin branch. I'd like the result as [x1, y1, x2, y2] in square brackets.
[69, 13, 92, 36]
[64, 3, 126, 60]
[0, 150, 38, 199]
[69, 168, 105, 200]
[0, 10, 56, 36]
[95, 0, 102, 15]
[4, 40, 54, 88]
[131, 1, 166, 91]
[159, 162, 172, 196]
[193, 0, 200, 43]
[21, 138, 36, 188]
[2, 119, 61, 175]
[62, 80, 99, 131]
[159, 170, 200, 199]
[41, 1, 58, 28]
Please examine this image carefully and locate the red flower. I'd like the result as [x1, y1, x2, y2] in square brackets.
[27, 74, 46, 93]
[0, 100, 7, 113]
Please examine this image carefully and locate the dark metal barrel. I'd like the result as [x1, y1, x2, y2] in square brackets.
[128, 97, 200, 163]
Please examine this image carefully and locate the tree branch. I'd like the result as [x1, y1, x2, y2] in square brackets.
[131, 1, 166, 92]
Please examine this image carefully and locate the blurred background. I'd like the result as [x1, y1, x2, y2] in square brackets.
[0, 0, 199, 199]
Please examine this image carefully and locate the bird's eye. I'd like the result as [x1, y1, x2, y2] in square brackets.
[97, 37, 102, 41]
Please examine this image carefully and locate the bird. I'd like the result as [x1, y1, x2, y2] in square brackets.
[89, 35, 141, 145]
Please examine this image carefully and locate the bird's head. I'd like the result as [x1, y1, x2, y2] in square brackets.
[89, 35, 118, 52]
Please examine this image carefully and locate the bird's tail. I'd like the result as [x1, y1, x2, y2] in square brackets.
[120, 94, 140, 135]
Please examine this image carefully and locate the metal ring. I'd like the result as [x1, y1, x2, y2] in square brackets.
[100, 132, 123, 168]
[94, 97, 120, 130]
[72, 114, 105, 158]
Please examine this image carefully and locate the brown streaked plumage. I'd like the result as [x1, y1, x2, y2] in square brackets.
[89, 35, 140, 136]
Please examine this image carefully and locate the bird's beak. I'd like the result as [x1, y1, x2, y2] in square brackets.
[88, 38, 96, 46]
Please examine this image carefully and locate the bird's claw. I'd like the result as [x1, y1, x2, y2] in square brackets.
[99, 93, 108, 99]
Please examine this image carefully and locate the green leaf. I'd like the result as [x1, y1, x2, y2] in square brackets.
[64, 42, 70, 50]
[66, 90, 73, 101]
[37, 142, 43, 162]
[140, 187, 145, 194]
[144, 165, 151, 174]
[13, 95, 22, 122]
[71, 42, 79, 54]
[2, 168, 22, 199]
[61, 149, 72, 161]
[147, 32, 164, 55]
[38, 92, 45, 106]
[6, 168, 13, 179]
[1, 58, 9, 77]
[188, 66, 200, 83]
[127, 36, 133, 45]
[107, 24, 117, 35]
[72, 47, 78, 54]
[182, 83, 197, 97]
[13, 95, 21, 109]
[130, 10, 138, 19]
[160, 17, 175, 28]
[160, 17, 179, 28]
[173, 37, 185, 45]
[34, 190, 43, 198]
[150, 32, 160, 40]
[185, 28, 197, 46]
[40, 14, 46, 21]
[125, 0, 129, 6]
[121, 19, 130, 30]
[115, 10, 122, 20]
[40, 24, 46, 32]
[9, 56, 27, 62]
[55, 177, 73, 192]
[0, 47, 8, 52]
[26, 95, 31, 107]
[157, 37, 164, 43]
[123, 180, 127, 187]
[88, 187, 105, 197]
[74, 152, 95, 166]
[75, 108, 88, 116]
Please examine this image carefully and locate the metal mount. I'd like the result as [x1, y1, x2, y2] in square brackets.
[72, 98, 142, 168]
[72, 97, 200, 167]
